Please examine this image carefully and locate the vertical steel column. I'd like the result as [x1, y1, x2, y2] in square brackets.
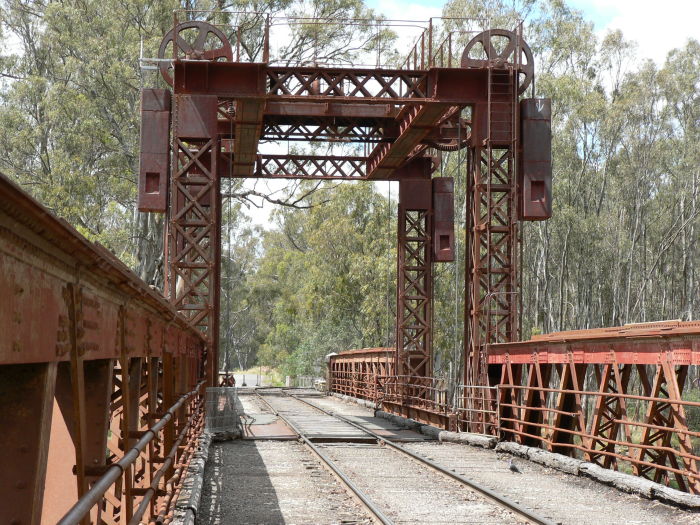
[395, 157, 434, 378]
[167, 94, 221, 385]
[465, 67, 519, 392]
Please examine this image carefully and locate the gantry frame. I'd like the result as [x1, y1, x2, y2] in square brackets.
[138, 19, 550, 390]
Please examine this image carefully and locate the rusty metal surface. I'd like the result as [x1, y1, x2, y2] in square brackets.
[487, 321, 700, 365]
[396, 160, 434, 378]
[167, 93, 221, 385]
[0, 171, 206, 524]
[0, 172, 203, 366]
[3, 19, 545, 523]
[330, 337, 700, 495]
[519, 98, 552, 220]
[497, 361, 700, 494]
[465, 65, 520, 390]
[432, 177, 455, 262]
[138, 88, 171, 212]
[219, 153, 369, 180]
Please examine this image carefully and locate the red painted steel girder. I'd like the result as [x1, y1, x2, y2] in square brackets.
[1, 171, 205, 525]
[174, 62, 488, 103]
[219, 153, 368, 180]
[487, 321, 700, 365]
[0, 172, 204, 367]
[216, 107, 469, 145]
[331, 347, 395, 358]
[175, 63, 487, 181]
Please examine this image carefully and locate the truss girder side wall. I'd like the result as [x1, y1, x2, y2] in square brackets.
[396, 158, 435, 378]
[489, 329, 700, 494]
[167, 94, 221, 385]
[635, 361, 699, 493]
[0, 173, 205, 524]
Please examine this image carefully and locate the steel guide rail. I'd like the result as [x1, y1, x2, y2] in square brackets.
[281, 391, 555, 525]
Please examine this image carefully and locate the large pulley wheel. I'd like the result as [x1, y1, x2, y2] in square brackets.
[461, 29, 534, 95]
[158, 21, 233, 86]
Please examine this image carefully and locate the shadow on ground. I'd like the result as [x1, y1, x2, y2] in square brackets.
[198, 440, 285, 525]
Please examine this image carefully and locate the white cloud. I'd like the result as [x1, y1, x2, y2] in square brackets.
[575, 0, 699, 64]
[367, 0, 442, 23]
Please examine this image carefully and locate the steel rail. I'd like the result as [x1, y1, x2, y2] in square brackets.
[58, 381, 205, 525]
[255, 393, 395, 525]
[285, 391, 556, 525]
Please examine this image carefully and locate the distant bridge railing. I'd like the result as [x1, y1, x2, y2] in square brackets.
[0, 173, 207, 524]
[328, 321, 700, 494]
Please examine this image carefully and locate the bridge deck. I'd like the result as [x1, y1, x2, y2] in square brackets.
[199, 392, 693, 525]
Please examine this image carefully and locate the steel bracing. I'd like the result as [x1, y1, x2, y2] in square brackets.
[150, 19, 542, 395]
[329, 321, 700, 494]
[0, 16, 559, 522]
[491, 322, 700, 494]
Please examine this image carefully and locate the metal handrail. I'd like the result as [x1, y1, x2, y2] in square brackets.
[58, 381, 206, 525]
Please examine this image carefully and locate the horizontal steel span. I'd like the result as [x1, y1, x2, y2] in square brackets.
[0, 173, 205, 366]
[0, 172, 206, 524]
[328, 323, 700, 495]
[487, 321, 700, 365]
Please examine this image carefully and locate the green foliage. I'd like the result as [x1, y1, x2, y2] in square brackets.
[684, 390, 700, 432]
[245, 182, 395, 376]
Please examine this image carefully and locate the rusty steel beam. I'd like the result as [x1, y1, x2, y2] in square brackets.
[219, 153, 368, 180]
[0, 172, 205, 523]
[487, 321, 700, 365]
[487, 322, 700, 494]
[0, 362, 57, 525]
[395, 157, 435, 378]
[329, 339, 700, 494]
[366, 103, 453, 179]
[166, 94, 221, 384]
[465, 70, 519, 392]
[0, 173, 203, 366]
[254, 154, 367, 180]
[264, 100, 398, 118]
[232, 98, 265, 177]
[260, 120, 388, 143]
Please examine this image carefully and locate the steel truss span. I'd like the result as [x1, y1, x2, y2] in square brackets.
[329, 321, 700, 494]
[0, 173, 206, 524]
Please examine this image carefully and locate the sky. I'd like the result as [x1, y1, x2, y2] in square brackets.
[245, 0, 700, 227]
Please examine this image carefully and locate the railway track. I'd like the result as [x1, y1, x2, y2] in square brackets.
[256, 390, 556, 525]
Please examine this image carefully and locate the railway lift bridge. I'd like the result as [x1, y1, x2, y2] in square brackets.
[1, 11, 698, 525]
